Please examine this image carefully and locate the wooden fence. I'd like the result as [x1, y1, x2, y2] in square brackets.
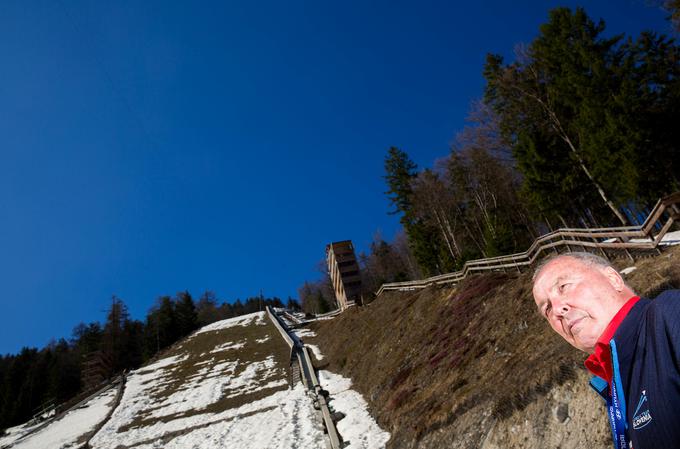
[376, 192, 680, 296]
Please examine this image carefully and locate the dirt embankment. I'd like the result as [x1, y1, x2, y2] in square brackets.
[306, 246, 680, 449]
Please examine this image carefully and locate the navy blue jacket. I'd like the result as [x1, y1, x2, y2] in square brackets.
[590, 290, 680, 449]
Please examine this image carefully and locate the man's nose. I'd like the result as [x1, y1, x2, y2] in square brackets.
[551, 296, 570, 316]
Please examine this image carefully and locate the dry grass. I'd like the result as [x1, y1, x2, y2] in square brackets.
[616, 245, 680, 297]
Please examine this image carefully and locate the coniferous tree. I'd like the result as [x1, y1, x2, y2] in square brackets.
[101, 296, 131, 376]
[5, 348, 39, 426]
[286, 297, 301, 311]
[175, 291, 198, 337]
[120, 319, 144, 371]
[484, 7, 680, 224]
[46, 339, 81, 404]
[232, 299, 245, 317]
[622, 31, 680, 201]
[384, 147, 446, 275]
[196, 291, 220, 326]
[359, 234, 414, 295]
[72, 322, 103, 354]
[145, 296, 179, 354]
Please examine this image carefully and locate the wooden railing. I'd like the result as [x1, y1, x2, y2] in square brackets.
[376, 192, 680, 296]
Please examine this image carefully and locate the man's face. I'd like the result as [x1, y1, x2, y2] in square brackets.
[532, 257, 626, 353]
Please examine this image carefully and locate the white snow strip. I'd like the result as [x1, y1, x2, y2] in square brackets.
[294, 328, 316, 338]
[225, 379, 288, 398]
[139, 354, 189, 372]
[255, 336, 271, 344]
[210, 341, 246, 353]
[318, 370, 391, 449]
[603, 230, 680, 246]
[306, 344, 324, 360]
[194, 312, 266, 335]
[12, 388, 117, 449]
[660, 230, 680, 245]
[621, 266, 637, 275]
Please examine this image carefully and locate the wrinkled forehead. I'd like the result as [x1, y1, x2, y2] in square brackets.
[535, 256, 591, 281]
[532, 257, 588, 294]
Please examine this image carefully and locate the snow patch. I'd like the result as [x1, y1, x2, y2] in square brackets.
[12, 387, 117, 449]
[139, 354, 189, 372]
[621, 266, 637, 275]
[306, 344, 324, 360]
[318, 370, 390, 449]
[295, 328, 316, 338]
[194, 312, 266, 335]
[661, 230, 680, 246]
[210, 341, 246, 353]
[0, 421, 44, 447]
[602, 230, 680, 246]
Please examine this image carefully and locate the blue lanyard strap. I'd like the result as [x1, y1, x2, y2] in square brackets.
[608, 339, 629, 449]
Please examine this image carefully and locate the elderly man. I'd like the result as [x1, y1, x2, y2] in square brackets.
[532, 252, 680, 449]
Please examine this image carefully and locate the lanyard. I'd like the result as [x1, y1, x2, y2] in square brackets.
[607, 340, 629, 449]
[606, 381, 628, 448]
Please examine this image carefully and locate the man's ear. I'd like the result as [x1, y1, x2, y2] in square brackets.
[603, 266, 626, 292]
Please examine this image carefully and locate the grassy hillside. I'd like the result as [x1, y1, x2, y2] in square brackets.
[305, 245, 680, 449]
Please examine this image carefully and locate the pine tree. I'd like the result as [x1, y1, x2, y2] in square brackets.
[383, 147, 448, 276]
[286, 297, 301, 311]
[145, 296, 179, 354]
[484, 8, 631, 225]
[484, 7, 680, 223]
[175, 291, 198, 337]
[102, 296, 130, 375]
[196, 291, 219, 326]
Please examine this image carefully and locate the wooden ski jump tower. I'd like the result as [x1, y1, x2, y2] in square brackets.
[326, 240, 362, 310]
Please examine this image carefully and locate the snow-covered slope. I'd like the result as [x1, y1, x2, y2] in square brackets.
[89, 312, 325, 449]
[3, 311, 390, 449]
[0, 387, 117, 449]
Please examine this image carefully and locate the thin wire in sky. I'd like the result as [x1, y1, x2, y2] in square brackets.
[56, 0, 160, 154]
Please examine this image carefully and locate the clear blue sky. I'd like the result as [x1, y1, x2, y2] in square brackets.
[0, 1, 671, 354]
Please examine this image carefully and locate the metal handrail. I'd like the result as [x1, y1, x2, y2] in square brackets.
[266, 307, 342, 449]
[376, 191, 680, 296]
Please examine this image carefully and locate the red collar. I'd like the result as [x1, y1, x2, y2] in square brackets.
[584, 295, 640, 384]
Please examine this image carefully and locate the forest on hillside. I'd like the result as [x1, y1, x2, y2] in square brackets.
[299, 6, 680, 313]
[0, 292, 299, 431]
